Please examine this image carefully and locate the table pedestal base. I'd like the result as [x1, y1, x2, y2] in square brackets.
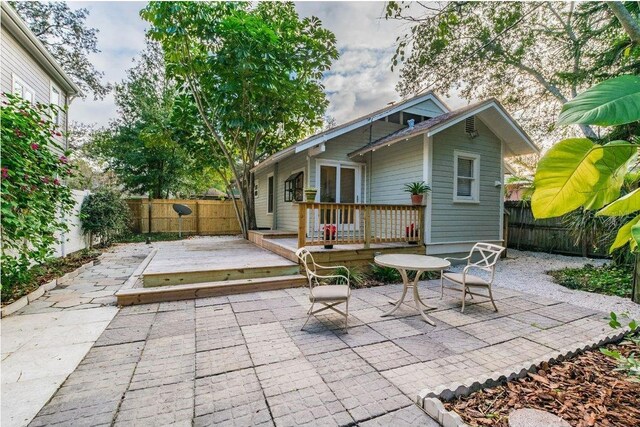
[381, 269, 435, 325]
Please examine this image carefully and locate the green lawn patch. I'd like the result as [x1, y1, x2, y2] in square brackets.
[548, 263, 633, 298]
[114, 232, 190, 244]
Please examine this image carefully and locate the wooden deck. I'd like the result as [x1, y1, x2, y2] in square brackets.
[249, 230, 425, 270]
[142, 237, 301, 287]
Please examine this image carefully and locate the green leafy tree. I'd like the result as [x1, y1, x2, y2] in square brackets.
[10, 1, 109, 99]
[141, 1, 339, 236]
[532, 75, 640, 302]
[80, 188, 130, 247]
[386, 1, 639, 144]
[86, 40, 216, 198]
[1, 94, 76, 288]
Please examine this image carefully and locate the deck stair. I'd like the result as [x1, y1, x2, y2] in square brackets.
[117, 274, 307, 305]
[115, 237, 307, 306]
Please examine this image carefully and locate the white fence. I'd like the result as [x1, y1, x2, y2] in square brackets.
[52, 189, 92, 257]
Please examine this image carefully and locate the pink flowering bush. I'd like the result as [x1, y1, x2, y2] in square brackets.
[1, 93, 75, 290]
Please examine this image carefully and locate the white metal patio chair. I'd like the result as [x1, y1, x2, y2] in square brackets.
[441, 242, 505, 313]
[296, 247, 351, 332]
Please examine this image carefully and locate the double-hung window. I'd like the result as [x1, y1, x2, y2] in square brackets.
[50, 84, 61, 125]
[12, 75, 34, 103]
[453, 151, 480, 203]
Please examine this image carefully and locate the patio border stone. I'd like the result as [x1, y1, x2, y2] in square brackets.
[416, 329, 628, 426]
[0, 261, 94, 318]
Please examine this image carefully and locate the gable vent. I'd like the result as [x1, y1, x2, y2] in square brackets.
[465, 116, 479, 138]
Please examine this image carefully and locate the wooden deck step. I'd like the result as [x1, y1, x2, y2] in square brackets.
[117, 274, 307, 306]
[143, 263, 300, 287]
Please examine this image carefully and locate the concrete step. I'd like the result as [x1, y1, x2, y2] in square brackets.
[116, 274, 307, 306]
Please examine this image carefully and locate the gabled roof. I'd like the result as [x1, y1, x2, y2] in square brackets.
[251, 91, 449, 172]
[1, 2, 81, 96]
[348, 98, 539, 158]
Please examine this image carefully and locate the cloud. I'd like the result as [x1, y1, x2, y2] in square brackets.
[68, 1, 467, 129]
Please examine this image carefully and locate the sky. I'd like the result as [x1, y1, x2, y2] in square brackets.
[69, 1, 466, 128]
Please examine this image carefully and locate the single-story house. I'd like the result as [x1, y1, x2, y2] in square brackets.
[251, 92, 539, 256]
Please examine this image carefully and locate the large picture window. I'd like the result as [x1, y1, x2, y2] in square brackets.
[284, 171, 304, 202]
[453, 151, 480, 203]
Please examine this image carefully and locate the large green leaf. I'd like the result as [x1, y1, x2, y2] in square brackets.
[610, 214, 640, 253]
[558, 75, 640, 126]
[597, 188, 640, 217]
[532, 139, 636, 219]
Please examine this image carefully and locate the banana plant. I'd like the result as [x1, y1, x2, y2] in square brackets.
[532, 75, 640, 301]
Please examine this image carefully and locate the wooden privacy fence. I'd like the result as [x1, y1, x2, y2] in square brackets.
[127, 199, 242, 235]
[298, 202, 425, 248]
[504, 201, 612, 257]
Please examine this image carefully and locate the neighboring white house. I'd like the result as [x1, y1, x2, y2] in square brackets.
[1, 2, 87, 256]
[252, 92, 539, 256]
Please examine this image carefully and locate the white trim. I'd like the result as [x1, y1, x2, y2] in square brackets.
[425, 240, 504, 256]
[423, 134, 433, 244]
[294, 93, 449, 154]
[426, 101, 538, 154]
[453, 150, 480, 203]
[266, 173, 274, 215]
[499, 141, 505, 240]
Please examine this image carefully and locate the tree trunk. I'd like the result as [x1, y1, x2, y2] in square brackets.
[607, 1, 640, 43]
[633, 253, 640, 303]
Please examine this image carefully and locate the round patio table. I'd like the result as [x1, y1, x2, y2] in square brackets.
[374, 254, 451, 325]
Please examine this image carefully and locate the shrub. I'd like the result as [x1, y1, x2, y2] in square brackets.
[369, 264, 402, 283]
[332, 266, 366, 288]
[80, 189, 130, 246]
[1, 94, 75, 288]
[548, 263, 633, 298]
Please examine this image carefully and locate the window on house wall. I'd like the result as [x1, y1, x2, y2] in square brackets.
[267, 175, 274, 213]
[254, 180, 259, 197]
[50, 85, 61, 125]
[284, 171, 304, 202]
[454, 151, 480, 202]
[12, 75, 34, 103]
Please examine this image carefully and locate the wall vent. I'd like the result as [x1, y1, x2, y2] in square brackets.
[465, 116, 479, 138]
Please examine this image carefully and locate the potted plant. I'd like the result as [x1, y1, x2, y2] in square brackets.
[304, 187, 318, 202]
[405, 223, 420, 244]
[404, 181, 431, 205]
[322, 224, 337, 249]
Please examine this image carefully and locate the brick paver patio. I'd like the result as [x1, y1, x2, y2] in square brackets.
[28, 279, 612, 426]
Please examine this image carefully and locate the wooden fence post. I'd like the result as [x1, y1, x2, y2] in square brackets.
[195, 201, 200, 235]
[364, 205, 371, 249]
[418, 206, 426, 247]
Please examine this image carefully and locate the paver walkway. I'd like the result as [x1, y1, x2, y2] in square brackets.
[1, 244, 150, 427]
[26, 279, 612, 426]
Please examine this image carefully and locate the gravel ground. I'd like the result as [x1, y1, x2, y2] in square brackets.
[449, 249, 640, 319]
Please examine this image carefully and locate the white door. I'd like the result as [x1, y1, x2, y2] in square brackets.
[317, 162, 361, 230]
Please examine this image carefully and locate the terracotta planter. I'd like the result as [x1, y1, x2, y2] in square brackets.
[411, 194, 424, 205]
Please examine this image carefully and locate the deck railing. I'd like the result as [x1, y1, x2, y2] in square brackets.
[297, 202, 425, 248]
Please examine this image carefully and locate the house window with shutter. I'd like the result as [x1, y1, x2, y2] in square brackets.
[284, 171, 304, 202]
[453, 151, 480, 203]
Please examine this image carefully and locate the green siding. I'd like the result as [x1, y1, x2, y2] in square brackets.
[369, 135, 423, 204]
[430, 119, 502, 243]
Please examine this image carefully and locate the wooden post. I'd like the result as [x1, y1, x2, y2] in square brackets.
[195, 201, 200, 235]
[297, 202, 306, 249]
[418, 206, 426, 246]
[502, 211, 509, 258]
[364, 205, 371, 249]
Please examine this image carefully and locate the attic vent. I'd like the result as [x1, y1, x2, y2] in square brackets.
[465, 116, 479, 138]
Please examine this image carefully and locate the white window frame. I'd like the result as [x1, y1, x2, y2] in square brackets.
[266, 173, 274, 215]
[12, 74, 34, 103]
[50, 82, 62, 125]
[453, 150, 480, 203]
[254, 179, 259, 198]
